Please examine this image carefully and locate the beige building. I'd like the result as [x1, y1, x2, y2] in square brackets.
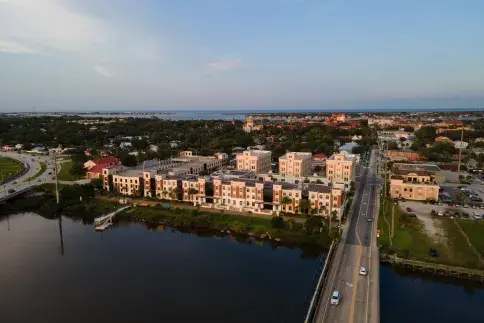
[390, 169, 440, 201]
[279, 152, 312, 177]
[308, 184, 345, 218]
[213, 178, 266, 212]
[272, 182, 302, 214]
[325, 151, 357, 182]
[236, 150, 272, 173]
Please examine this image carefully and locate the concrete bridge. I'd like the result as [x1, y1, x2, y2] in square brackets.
[306, 149, 380, 323]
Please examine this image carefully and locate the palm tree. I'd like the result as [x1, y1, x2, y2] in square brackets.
[169, 187, 179, 201]
[162, 189, 168, 199]
[281, 196, 292, 213]
[299, 199, 310, 215]
[332, 210, 339, 236]
[188, 188, 198, 203]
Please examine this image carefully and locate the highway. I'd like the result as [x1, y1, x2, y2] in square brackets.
[313, 149, 380, 323]
[0, 151, 55, 197]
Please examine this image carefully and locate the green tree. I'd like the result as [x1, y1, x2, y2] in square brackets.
[187, 188, 198, 202]
[304, 216, 323, 232]
[281, 196, 292, 212]
[299, 198, 310, 214]
[271, 216, 285, 229]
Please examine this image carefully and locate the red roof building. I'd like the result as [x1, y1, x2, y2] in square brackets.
[312, 153, 328, 168]
[84, 156, 120, 170]
[86, 164, 121, 179]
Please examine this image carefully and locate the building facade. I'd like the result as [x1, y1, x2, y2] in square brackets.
[236, 150, 272, 173]
[279, 152, 312, 177]
[390, 168, 439, 201]
[325, 152, 356, 182]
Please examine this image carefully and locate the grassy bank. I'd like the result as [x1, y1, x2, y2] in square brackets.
[23, 162, 46, 182]
[379, 198, 484, 269]
[0, 156, 25, 182]
[457, 220, 484, 258]
[120, 202, 332, 248]
[57, 161, 80, 181]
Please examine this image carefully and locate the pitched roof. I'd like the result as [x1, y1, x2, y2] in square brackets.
[87, 164, 121, 174]
[91, 156, 119, 165]
[308, 184, 331, 193]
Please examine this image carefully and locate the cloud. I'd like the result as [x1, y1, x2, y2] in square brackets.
[93, 65, 113, 78]
[208, 57, 243, 71]
[0, 0, 162, 76]
[0, 40, 39, 54]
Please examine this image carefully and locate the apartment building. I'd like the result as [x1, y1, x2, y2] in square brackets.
[325, 151, 357, 182]
[181, 177, 208, 204]
[213, 178, 266, 212]
[390, 169, 440, 201]
[154, 174, 182, 200]
[308, 184, 344, 218]
[272, 182, 302, 214]
[386, 150, 422, 161]
[279, 152, 312, 177]
[236, 150, 272, 173]
[111, 169, 144, 197]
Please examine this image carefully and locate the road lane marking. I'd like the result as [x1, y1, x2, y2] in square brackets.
[349, 245, 362, 323]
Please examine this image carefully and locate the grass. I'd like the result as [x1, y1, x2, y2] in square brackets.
[0, 156, 25, 182]
[457, 220, 484, 258]
[23, 162, 46, 183]
[379, 198, 483, 269]
[57, 161, 81, 181]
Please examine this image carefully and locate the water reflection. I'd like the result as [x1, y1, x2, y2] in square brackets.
[0, 213, 322, 323]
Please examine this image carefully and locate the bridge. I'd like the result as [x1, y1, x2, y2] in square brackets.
[0, 187, 32, 204]
[307, 148, 380, 323]
[94, 205, 131, 231]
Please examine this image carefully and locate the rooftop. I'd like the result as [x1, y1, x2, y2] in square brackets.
[279, 152, 312, 160]
[307, 184, 332, 193]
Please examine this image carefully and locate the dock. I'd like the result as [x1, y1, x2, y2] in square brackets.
[94, 205, 131, 231]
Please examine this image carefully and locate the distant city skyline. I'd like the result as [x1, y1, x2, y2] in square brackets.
[0, 0, 483, 111]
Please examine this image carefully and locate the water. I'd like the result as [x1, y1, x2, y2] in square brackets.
[380, 264, 484, 323]
[0, 213, 322, 323]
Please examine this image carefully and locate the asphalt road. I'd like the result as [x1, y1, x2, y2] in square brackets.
[313, 149, 380, 323]
[0, 151, 54, 196]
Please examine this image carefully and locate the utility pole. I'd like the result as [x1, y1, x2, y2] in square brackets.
[457, 126, 464, 179]
[53, 153, 60, 204]
[383, 140, 388, 203]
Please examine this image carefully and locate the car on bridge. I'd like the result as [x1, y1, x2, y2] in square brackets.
[331, 291, 341, 305]
[359, 267, 367, 276]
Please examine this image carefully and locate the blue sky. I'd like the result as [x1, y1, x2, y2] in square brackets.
[0, 0, 483, 111]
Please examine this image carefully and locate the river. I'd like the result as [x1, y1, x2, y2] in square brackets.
[380, 264, 484, 323]
[0, 213, 322, 323]
[2, 213, 484, 323]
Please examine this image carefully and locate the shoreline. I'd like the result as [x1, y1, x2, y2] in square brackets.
[380, 253, 484, 282]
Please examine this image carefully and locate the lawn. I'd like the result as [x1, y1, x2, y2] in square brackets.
[457, 220, 484, 258]
[23, 162, 46, 182]
[57, 161, 81, 181]
[379, 198, 483, 268]
[0, 156, 25, 182]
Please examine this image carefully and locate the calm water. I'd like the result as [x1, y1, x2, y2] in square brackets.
[0, 213, 322, 323]
[380, 265, 484, 323]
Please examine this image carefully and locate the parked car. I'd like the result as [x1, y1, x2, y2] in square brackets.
[12, 181, 17, 184]
[455, 203, 462, 207]
[407, 213, 417, 218]
[463, 212, 470, 218]
[438, 211, 444, 216]
[429, 248, 439, 257]
[464, 203, 470, 208]
[331, 291, 341, 305]
[7, 189, 15, 194]
[454, 211, 460, 217]
[444, 211, 451, 217]
[406, 207, 412, 212]
[430, 210, 437, 215]
[473, 213, 483, 220]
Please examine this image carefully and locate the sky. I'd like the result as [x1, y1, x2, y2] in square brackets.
[0, 0, 483, 111]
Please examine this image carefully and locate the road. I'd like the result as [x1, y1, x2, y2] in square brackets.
[313, 149, 380, 323]
[0, 151, 55, 197]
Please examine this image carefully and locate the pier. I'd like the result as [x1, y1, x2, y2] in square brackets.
[94, 205, 131, 231]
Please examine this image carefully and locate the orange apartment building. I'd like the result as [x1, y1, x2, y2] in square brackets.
[390, 169, 440, 201]
[386, 150, 422, 161]
[213, 178, 266, 212]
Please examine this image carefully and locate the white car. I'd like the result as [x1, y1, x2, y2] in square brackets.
[359, 267, 367, 275]
[331, 291, 341, 305]
[437, 211, 444, 216]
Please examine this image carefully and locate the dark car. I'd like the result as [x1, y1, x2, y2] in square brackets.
[407, 213, 417, 218]
[7, 189, 15, 194]
[430, 210, 437, 215]
[463, 212, 470, 218]
[429, 248, 439, 257]
[454, 211, 460, 217]
[406, 207, 412, 212]
[13, 181, 17, 184]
